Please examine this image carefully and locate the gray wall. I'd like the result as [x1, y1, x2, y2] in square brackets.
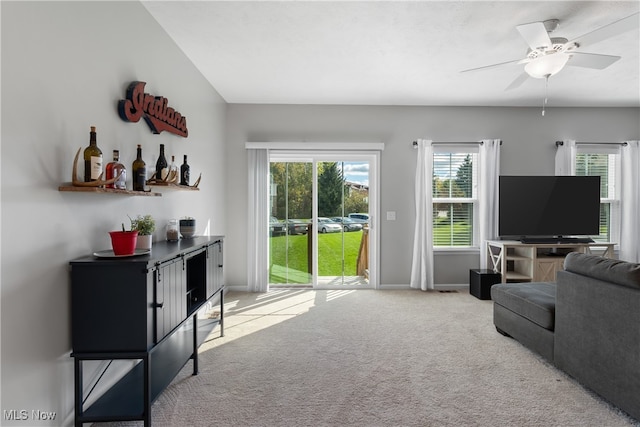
[225, 105, 639, 288]
[1, 2, 226, 425]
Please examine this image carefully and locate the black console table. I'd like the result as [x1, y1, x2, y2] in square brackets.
[70, 236, 224, 427]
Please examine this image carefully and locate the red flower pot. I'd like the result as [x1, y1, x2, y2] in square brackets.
[109, 231, 138, 256]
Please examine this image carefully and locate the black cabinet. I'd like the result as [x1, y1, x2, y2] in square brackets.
[70, 236, 224, 427]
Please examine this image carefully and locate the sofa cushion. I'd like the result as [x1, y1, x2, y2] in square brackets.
[564, 252, 640, 290]
[491, 282, 556, 330]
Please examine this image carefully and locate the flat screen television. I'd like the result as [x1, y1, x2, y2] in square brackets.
[498, 175, 601, 243]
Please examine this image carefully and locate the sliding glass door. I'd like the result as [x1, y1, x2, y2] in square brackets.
[269, 152, 378, 289]
[316, 160, 370, 286]
[269, 160, 313, 285]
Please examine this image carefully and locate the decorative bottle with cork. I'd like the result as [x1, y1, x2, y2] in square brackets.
[169, 155, 178, 181]
[105, 150, 127, 189]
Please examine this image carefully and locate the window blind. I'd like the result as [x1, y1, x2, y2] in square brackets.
[432, 152, 478, 247]
[575, 152, 618, 242]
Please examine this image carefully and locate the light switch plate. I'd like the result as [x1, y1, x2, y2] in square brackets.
[386, 211, 396, 221]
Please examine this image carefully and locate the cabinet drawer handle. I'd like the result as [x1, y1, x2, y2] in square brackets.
[153, 302, 164, 309]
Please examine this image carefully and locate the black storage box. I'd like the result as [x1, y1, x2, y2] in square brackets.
[469, 269, 502, 300]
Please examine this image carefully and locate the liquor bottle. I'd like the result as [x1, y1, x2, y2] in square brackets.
[169, 155, 178, 181]
[83, 126, 103, 182]
[105, 150, 127, 190]
[180, 155, 190, 186]
[155, 144, 168, 180]
[132, 144, 147, 191]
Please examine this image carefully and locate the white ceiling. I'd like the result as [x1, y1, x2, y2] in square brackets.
[142, 1, 640, 107]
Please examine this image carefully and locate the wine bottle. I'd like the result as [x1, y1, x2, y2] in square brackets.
[83, 126, 103, 182]
[169, 155, 178, 181]
[132, 144, 147, 191]
[180, 155, 190, 186]
[155, 144, 168, 180]
[105, 150, 127, 190]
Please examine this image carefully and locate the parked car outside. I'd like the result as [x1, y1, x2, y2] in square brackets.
[270, 216, 285, 236]
[317, 217, 342, 233]
[285, 219, 309, 235]
[331, 217, 363, 232]
[348, 213, 370, 225]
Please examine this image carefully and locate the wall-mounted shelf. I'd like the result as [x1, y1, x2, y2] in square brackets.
[58, 185, 162, 197]
[59, 184, 199, 195]
[146, 182, 200, 191]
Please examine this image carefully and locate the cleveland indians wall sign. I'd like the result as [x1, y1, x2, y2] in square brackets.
[118, 81, 188, 137]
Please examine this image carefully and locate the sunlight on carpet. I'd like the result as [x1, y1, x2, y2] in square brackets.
[198, 289, 357, 353]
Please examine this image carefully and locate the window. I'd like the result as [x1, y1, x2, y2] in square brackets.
[575, 148, 620, 243]
[432, 149, 479, 247]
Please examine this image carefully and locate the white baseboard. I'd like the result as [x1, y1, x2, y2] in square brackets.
[226, 284, 470, 292]
[380, 283, 469, 289]
[226, 285, 250, 292]
[378, 283, 411, 290]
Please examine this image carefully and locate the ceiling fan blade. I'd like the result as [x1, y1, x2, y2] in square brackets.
[567, 52, 621, 69]
[460, 58, 523, 73]
[569, 12, 640, 48]
[505, 72, 530, 91]
[516, 21, 552, 49]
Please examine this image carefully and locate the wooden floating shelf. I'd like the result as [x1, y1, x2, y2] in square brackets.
[146, 182, 200, 191]
[58, 185, 162, 197]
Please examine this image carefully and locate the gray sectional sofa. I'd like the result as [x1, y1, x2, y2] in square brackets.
[491, 252, 640, 421]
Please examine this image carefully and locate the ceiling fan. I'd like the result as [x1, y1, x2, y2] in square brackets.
[461, 12, 640, 91]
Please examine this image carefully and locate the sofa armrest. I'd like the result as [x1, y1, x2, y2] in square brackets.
[554, 269, 640, 420]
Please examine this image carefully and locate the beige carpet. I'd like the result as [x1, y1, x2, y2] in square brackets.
[104, 289, 639, 426]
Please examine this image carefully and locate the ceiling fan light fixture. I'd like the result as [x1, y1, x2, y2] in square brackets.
[524, 53, 570, 78]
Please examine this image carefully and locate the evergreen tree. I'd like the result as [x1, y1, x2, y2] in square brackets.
[318, 162, 345, 217]
[455, 155, 473, 197]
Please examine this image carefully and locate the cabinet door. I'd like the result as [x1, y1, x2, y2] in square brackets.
[535, 259, 563, 282]
[155, 257, 186, 342]
[72, 263, 152, 352]
[206, 240, 223, 298]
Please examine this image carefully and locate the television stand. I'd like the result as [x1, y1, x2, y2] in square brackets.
[520, 236, 595, 244]
[544, 250, 566, 257]
[487, 240, 615, 283]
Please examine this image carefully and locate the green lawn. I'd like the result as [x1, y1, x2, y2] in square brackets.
[432, 222, 472, 246]
[269, 222, 471, 284]
[269, 230, 363, 283]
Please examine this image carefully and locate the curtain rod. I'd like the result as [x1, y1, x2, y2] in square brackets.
[555, 141, 628, 147]
[412, 140, 503, 148]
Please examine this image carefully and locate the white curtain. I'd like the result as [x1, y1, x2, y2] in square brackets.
[410, 139, 434, 291]
[554, 139, 576, 175]
[620, 141, 640, 262]
[479, 139, 501, 268]
[247, 148, 270, 292]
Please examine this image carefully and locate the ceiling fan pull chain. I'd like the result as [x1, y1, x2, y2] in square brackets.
[542, 75, 550, 116]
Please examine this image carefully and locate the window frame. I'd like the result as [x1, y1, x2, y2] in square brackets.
[432, 146, 480, 249]
[574, 145, 621, 245]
